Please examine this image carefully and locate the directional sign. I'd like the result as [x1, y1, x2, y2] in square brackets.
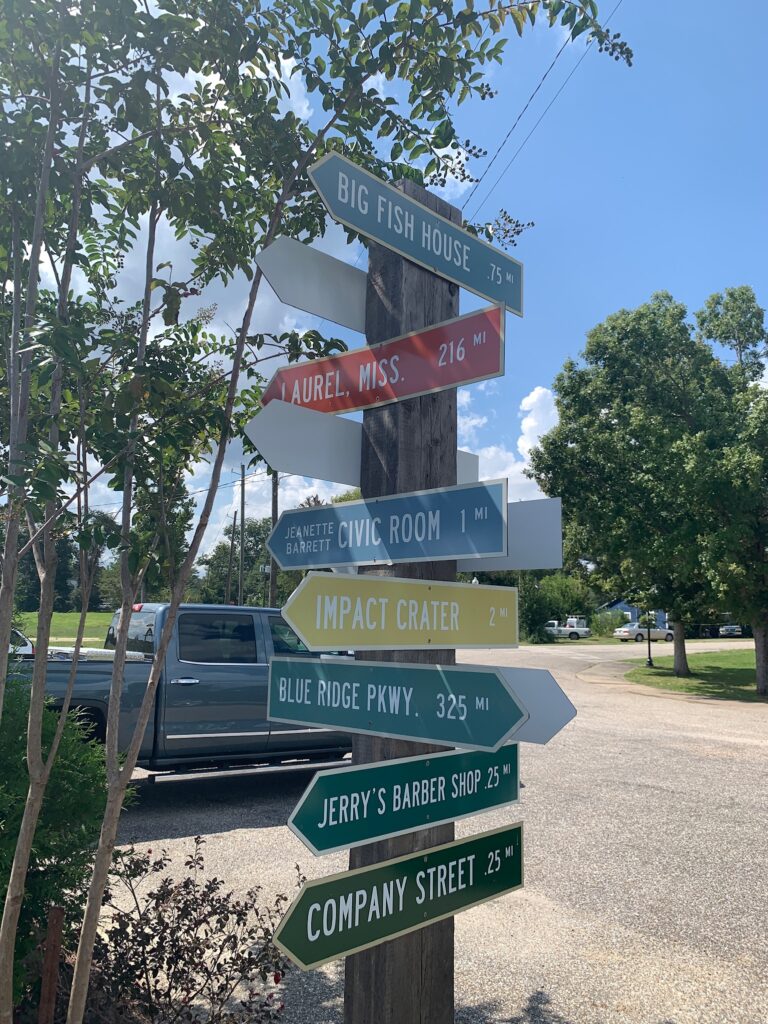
[244, 400, 479, 487]
[261, 305, 505, 414]
[496, 667, 576, 746]
[457, 497, 563, 572]
[274, 822, 523, 969]
[310, 153, 524, 315]
[268, 657, 528, 750]
[255, 236, 367, 334]
[268, 479, 507, 570]
[281, 572, 518, 651]
[289, 746, 519, 856]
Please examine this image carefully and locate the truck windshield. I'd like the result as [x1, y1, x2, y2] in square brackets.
[104, 610, 156, 654]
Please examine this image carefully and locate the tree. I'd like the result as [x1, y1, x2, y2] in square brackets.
[695, 286, 767, 374]
[529, 293, 731, 676]
[198, 516, 301, 608]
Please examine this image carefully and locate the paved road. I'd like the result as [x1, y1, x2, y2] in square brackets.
[120, 641, 768, 1024]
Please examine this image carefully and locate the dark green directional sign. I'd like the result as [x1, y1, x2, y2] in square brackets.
[289, 745, 519, 856]
[268, 657, 528, 751]
[309, 153, 524, 315]
[274, 823, 523, 969]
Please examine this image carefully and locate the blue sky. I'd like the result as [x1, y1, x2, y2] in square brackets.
[64, 2, 767, 552]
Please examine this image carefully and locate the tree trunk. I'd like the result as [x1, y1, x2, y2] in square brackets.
[672, 621, 690, 677]
[343, 180, 459, 1024]
[754, 621, 768, 697]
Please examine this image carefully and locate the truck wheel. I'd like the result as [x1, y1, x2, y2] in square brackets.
[568, 632, 580, 640]
[634, 633, 644, 642]
[665, 632, 673, 642]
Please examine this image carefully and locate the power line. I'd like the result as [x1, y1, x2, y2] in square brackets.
[465, 0, 626, 221]
[462, 31, 573, 216]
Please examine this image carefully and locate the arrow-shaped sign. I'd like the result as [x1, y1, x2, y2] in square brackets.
[288, 745, 519, 856]
[268, 479, 507, 570]
[495, 667, 576, 745]
[261, 305, 504, 414]
[457, 497, 563, 572]
[268, 657, 528, 750]
[281, 572, 518, 651]
[274, 822, 523, 969]
[309, 153, 524, 315]
[244, 400, 479, 487]
[255, 236, 367, 334]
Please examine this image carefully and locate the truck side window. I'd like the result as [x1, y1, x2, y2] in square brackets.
[268, 616, 311, 656]
[104, 611, 156, 654]
[178, 612, 260, 664]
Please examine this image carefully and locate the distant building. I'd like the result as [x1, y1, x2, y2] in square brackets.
[599, 599, 668, 629]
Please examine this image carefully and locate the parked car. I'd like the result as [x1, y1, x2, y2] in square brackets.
[544, 618, 592, 640]
[35, 603, 352, 773]
[9, 628, 33, 656]
[718, 624, 743, 638]
[614, 622, 673, 643]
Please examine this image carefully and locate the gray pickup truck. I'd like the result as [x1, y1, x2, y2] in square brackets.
[44, 603, 351, 773]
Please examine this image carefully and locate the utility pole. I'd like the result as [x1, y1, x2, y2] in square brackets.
[224, 510, 237, 604]
[343, 181, 459, 1024]
[269, 469, 278, 606]
[238, 464, 245, 605]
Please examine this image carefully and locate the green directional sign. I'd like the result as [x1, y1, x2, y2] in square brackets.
[289, 745, 519, 856]
[309, 153, 524, 315]
[268, 657, 528, 751]
[274, 823, 523, 969]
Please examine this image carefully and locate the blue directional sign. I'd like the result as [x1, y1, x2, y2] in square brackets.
[309, 153, 524, 315]
[268, 479, 507, 570]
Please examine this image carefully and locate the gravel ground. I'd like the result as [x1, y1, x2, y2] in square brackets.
[119, 641, 768, 1024]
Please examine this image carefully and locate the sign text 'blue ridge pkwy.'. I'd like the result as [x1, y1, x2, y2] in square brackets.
[268, 657, 529, 750]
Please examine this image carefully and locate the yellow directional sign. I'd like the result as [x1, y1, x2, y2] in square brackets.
[282, 571, 518, 650]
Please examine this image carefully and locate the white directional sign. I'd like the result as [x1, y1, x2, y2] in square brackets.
[244, 400, 479, 487]
[255, 236, 367, 334]
[495, 667, 576, 745]
[457, 498, 562, 572]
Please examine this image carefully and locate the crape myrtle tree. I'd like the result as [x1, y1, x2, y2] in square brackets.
[529, 293, 733, 677]
[0, 1, 632, 1019]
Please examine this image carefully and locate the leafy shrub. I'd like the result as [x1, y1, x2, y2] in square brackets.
[84, 838, 292, 1024]
[1, 677, 107, 1005]
[590, 610, 627, 636]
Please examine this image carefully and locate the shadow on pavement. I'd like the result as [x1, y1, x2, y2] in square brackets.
[118, 768, 317, 845]
[458, 990, 679, 1024]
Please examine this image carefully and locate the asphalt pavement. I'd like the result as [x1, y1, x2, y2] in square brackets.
[120, 640, 768, 1024]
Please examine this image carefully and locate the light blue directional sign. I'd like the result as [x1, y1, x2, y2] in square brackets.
[268, 657, 529, 751]
[309, 153, 524, 316]
[268, 479, 507, 570]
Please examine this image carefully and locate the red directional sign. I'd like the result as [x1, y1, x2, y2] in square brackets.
[261, 304, 504, 414]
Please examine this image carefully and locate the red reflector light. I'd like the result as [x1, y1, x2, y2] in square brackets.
[132, 603, 143, 611]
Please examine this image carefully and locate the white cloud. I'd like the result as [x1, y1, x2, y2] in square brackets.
[277, 57, 313, 121]
[517, 385, 558, 459]
[458, 411, 488, 446]
[457, 389, 472, 409]
[462, 383, 558, 500]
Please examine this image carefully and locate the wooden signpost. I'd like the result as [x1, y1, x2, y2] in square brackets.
[244, 159, 572, 1024]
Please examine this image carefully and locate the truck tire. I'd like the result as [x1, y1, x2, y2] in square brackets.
[568, 632, 580, 640]
[665, 632, 673, 642]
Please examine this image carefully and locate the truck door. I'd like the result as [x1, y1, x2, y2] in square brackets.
[160, 610, 270, 760]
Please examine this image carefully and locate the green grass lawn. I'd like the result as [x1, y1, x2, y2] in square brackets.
[626, 648, 764, 702]
[17, 611, 114, 646]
